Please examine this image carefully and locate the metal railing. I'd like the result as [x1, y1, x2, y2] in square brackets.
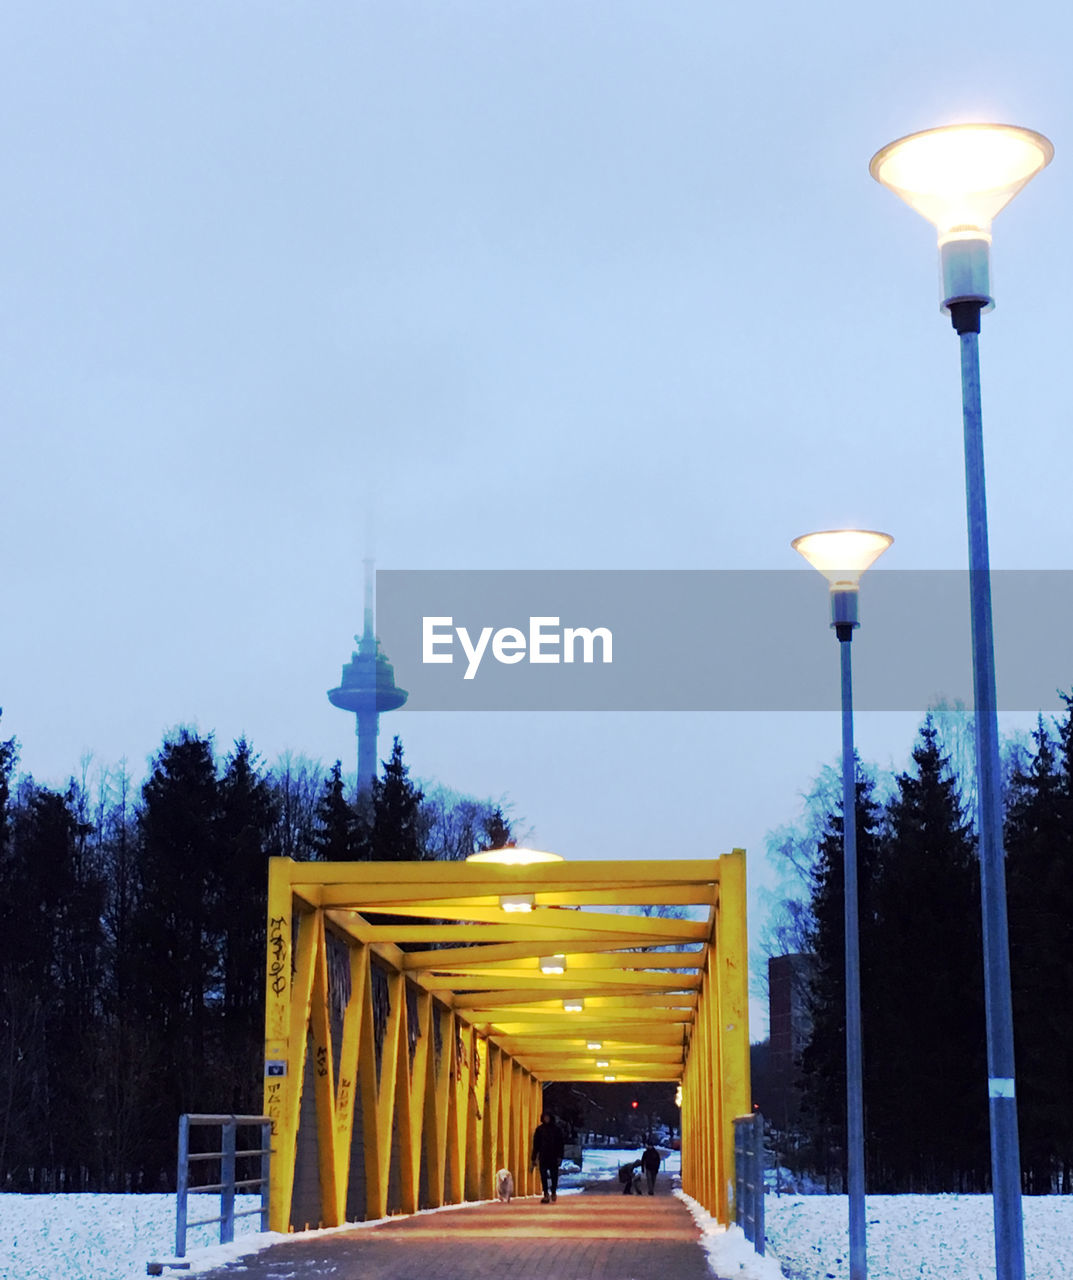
[733, 1111, 765, 1255]
[175, 1114, 272, 1258]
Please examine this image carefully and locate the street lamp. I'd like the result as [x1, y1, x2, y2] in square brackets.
[467, 847, 564, 865]
[871, 122, 1053, 1280]
[793, 527, 893, 1280]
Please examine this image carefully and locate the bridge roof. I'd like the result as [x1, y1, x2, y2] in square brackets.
[288, 856, 738, 1083]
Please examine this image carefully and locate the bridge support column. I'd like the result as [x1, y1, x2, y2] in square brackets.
[680, 849, 750, 1224]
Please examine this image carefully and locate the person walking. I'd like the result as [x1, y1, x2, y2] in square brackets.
[641, 1145, 662, 1195]
[530, 1112, 565, 1203]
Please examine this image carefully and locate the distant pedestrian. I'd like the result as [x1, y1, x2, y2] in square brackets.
[619, 1158, 642, 1194]
[641, 1145, 662, 1195]
[531, 1112, 565, 1203]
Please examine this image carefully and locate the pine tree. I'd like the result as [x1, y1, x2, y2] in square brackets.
[132, 729, 222, 1181]
[217, 740, 279, 1111]
[0, 770, 103, 1189]
[481, 805, 514, 850]
[1006, 710, 1073, 1191]
[868, 717, 986, 1191]
[1048, 696, 1073, 1190]
[369, 738, 425, 861]
[312, 760, 361, 860]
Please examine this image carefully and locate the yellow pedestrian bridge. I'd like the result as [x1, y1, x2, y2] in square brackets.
[262, 851, 749, 1232]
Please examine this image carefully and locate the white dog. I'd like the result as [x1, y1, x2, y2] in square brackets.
[495, 1168, 514, 1203]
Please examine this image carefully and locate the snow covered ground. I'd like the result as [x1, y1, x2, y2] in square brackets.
[2, 1157, 1072, 1280]
[0, 1192, 275, 1280]
[762, 1193, 1073, 1280]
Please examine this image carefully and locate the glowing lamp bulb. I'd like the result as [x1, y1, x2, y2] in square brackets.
[791, 530, 893, 591]
[468, 847, 563, 865]
[870, 122, 1052, 312]
[870, 123, 1052, 241]
[499, 893, 535, 913]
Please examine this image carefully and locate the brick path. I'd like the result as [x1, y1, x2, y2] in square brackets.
[191, 1186, 715, 1280]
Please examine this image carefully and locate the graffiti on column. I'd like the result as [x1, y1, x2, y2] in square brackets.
[266, 1078, 283, 1137]
[269, 916, 288, 996]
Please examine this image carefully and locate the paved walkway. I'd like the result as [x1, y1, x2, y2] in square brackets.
[193, 1187, 714, 1280]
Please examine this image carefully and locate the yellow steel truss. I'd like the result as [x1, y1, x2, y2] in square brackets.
[263, 852, 748, 1230]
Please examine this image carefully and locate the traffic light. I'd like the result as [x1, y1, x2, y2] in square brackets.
[631, 1100, 638, 1110]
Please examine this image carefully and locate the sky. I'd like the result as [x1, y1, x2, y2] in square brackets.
[4, 2, 1073, 1036]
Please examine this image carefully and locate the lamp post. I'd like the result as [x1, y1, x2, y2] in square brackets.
[871, 123, 1053, 1280]
[792, 528, 893, 1280]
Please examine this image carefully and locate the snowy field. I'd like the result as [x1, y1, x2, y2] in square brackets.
[2, 1153, 1072, 1280]
[762, 1193, 1073, 1280]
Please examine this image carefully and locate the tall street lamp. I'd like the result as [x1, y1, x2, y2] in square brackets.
[793, 528, 893, 1280]
[870, 122, 1053, 1280]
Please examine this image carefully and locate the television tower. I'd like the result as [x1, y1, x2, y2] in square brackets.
[327, 557, 408, 790]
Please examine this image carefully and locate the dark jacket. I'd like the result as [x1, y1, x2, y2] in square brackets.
[641, 1147, 661, 1173]
[531, 1120, 565, 1167]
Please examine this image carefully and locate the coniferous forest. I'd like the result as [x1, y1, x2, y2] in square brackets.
[768, 705, 1073, 1195]
[0, 722, 513, 1193]
[5, 702, 1073, 1197]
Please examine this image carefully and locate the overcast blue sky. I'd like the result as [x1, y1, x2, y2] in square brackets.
[4, 3, 1071, 1033]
